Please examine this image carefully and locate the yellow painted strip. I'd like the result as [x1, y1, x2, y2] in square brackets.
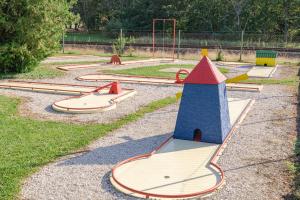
[226, 74, 249, 83]
[176, 92, 182, 100]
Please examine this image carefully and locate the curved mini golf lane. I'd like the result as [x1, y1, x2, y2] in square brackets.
[111, 98, 254, 199]
[52, 89, 136, 114]
[0, 81, 137, 114]
[77, 74, 263, 92]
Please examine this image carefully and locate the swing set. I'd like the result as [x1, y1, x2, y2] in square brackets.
[152, 19, 176, 60]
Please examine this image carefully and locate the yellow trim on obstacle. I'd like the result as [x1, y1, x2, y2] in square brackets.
[201, 48, 208, 57]
[256, 57, 276, 67]
[176, 92, 182, 101]
[226, 73, 249, 83]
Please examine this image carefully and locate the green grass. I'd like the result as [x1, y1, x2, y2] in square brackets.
[240, 77, 299, 86]
[102, 64, 229, 78]
[290, 133, 300, 199]
[0, 66, 65, 80]
[54, 50, 151, 61]
[0, 95, 176, 200]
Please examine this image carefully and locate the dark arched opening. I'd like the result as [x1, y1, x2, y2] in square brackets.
[193, 128, 202, 142]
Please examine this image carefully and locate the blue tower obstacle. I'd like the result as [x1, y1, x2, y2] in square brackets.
[173, 56, 231, 144]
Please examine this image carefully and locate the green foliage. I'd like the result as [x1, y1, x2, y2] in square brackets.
[72, 0, 300, 35]
[0, 0, 78, 73]
[216, 49, 224, 61]
[112, 34, 135, 56]
[0, 65, 64, 80]
[0, 94, 176, 200]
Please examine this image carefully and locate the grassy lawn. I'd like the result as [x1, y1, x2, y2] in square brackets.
[0, 95, 176, 200]
[0, 65, 65, 80]
[102, 64, 229, 78]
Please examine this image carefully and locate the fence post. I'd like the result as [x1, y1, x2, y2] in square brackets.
[239, 30, 244, 61]
[120, 29, 123, 39]
[62, 32, 65, 54]
[177, 30, 181, 59]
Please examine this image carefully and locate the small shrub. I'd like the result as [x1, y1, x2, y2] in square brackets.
[0, 44, 38, 73]
[112, 34, 135, 56]
[216, 49, 224, 61]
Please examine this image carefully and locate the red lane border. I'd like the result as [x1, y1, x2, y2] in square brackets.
[111, 99, 255, 199]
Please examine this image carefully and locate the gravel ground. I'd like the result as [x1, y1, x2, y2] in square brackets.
[20, 84, 297, 200]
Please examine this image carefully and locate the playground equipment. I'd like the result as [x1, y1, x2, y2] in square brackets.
[256, 50, 277, 67]
[110, 56, 254, 199]
[108, 54, 122, 65]
[0, 81, 136, 113]
[152, 19, 176, 60]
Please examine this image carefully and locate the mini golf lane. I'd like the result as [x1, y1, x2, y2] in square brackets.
[77, 74, 263, 92]
[0, 80, 99, 95]
[0, 81, 137, 113]
[247, 65, 277, 78]
[111, 98, 253, 199]
[52, 89, 136, 113]
[57, 58, 175, 71]
[56, 63, 100, 71]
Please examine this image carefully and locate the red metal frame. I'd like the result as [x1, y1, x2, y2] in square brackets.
[152, 19, 176, 60]
[111, 99, 255, 199]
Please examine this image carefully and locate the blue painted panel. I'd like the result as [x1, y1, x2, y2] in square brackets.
[174, 83, 231, 144]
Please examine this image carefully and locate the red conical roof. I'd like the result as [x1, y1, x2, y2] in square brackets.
[184, 56, 227, 84]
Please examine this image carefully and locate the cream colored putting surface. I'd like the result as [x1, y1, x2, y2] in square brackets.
[57, 63, 100, 71]
[0, 81, 98, 95]
[112, 139, 220, 198]
[247, 66, 277, 78]
[52, 89, 136, 113]
[111, 98, 251, 199]
[77, 74, 263, 91]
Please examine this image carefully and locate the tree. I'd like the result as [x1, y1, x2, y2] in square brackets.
[0, 0, 78, 73]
